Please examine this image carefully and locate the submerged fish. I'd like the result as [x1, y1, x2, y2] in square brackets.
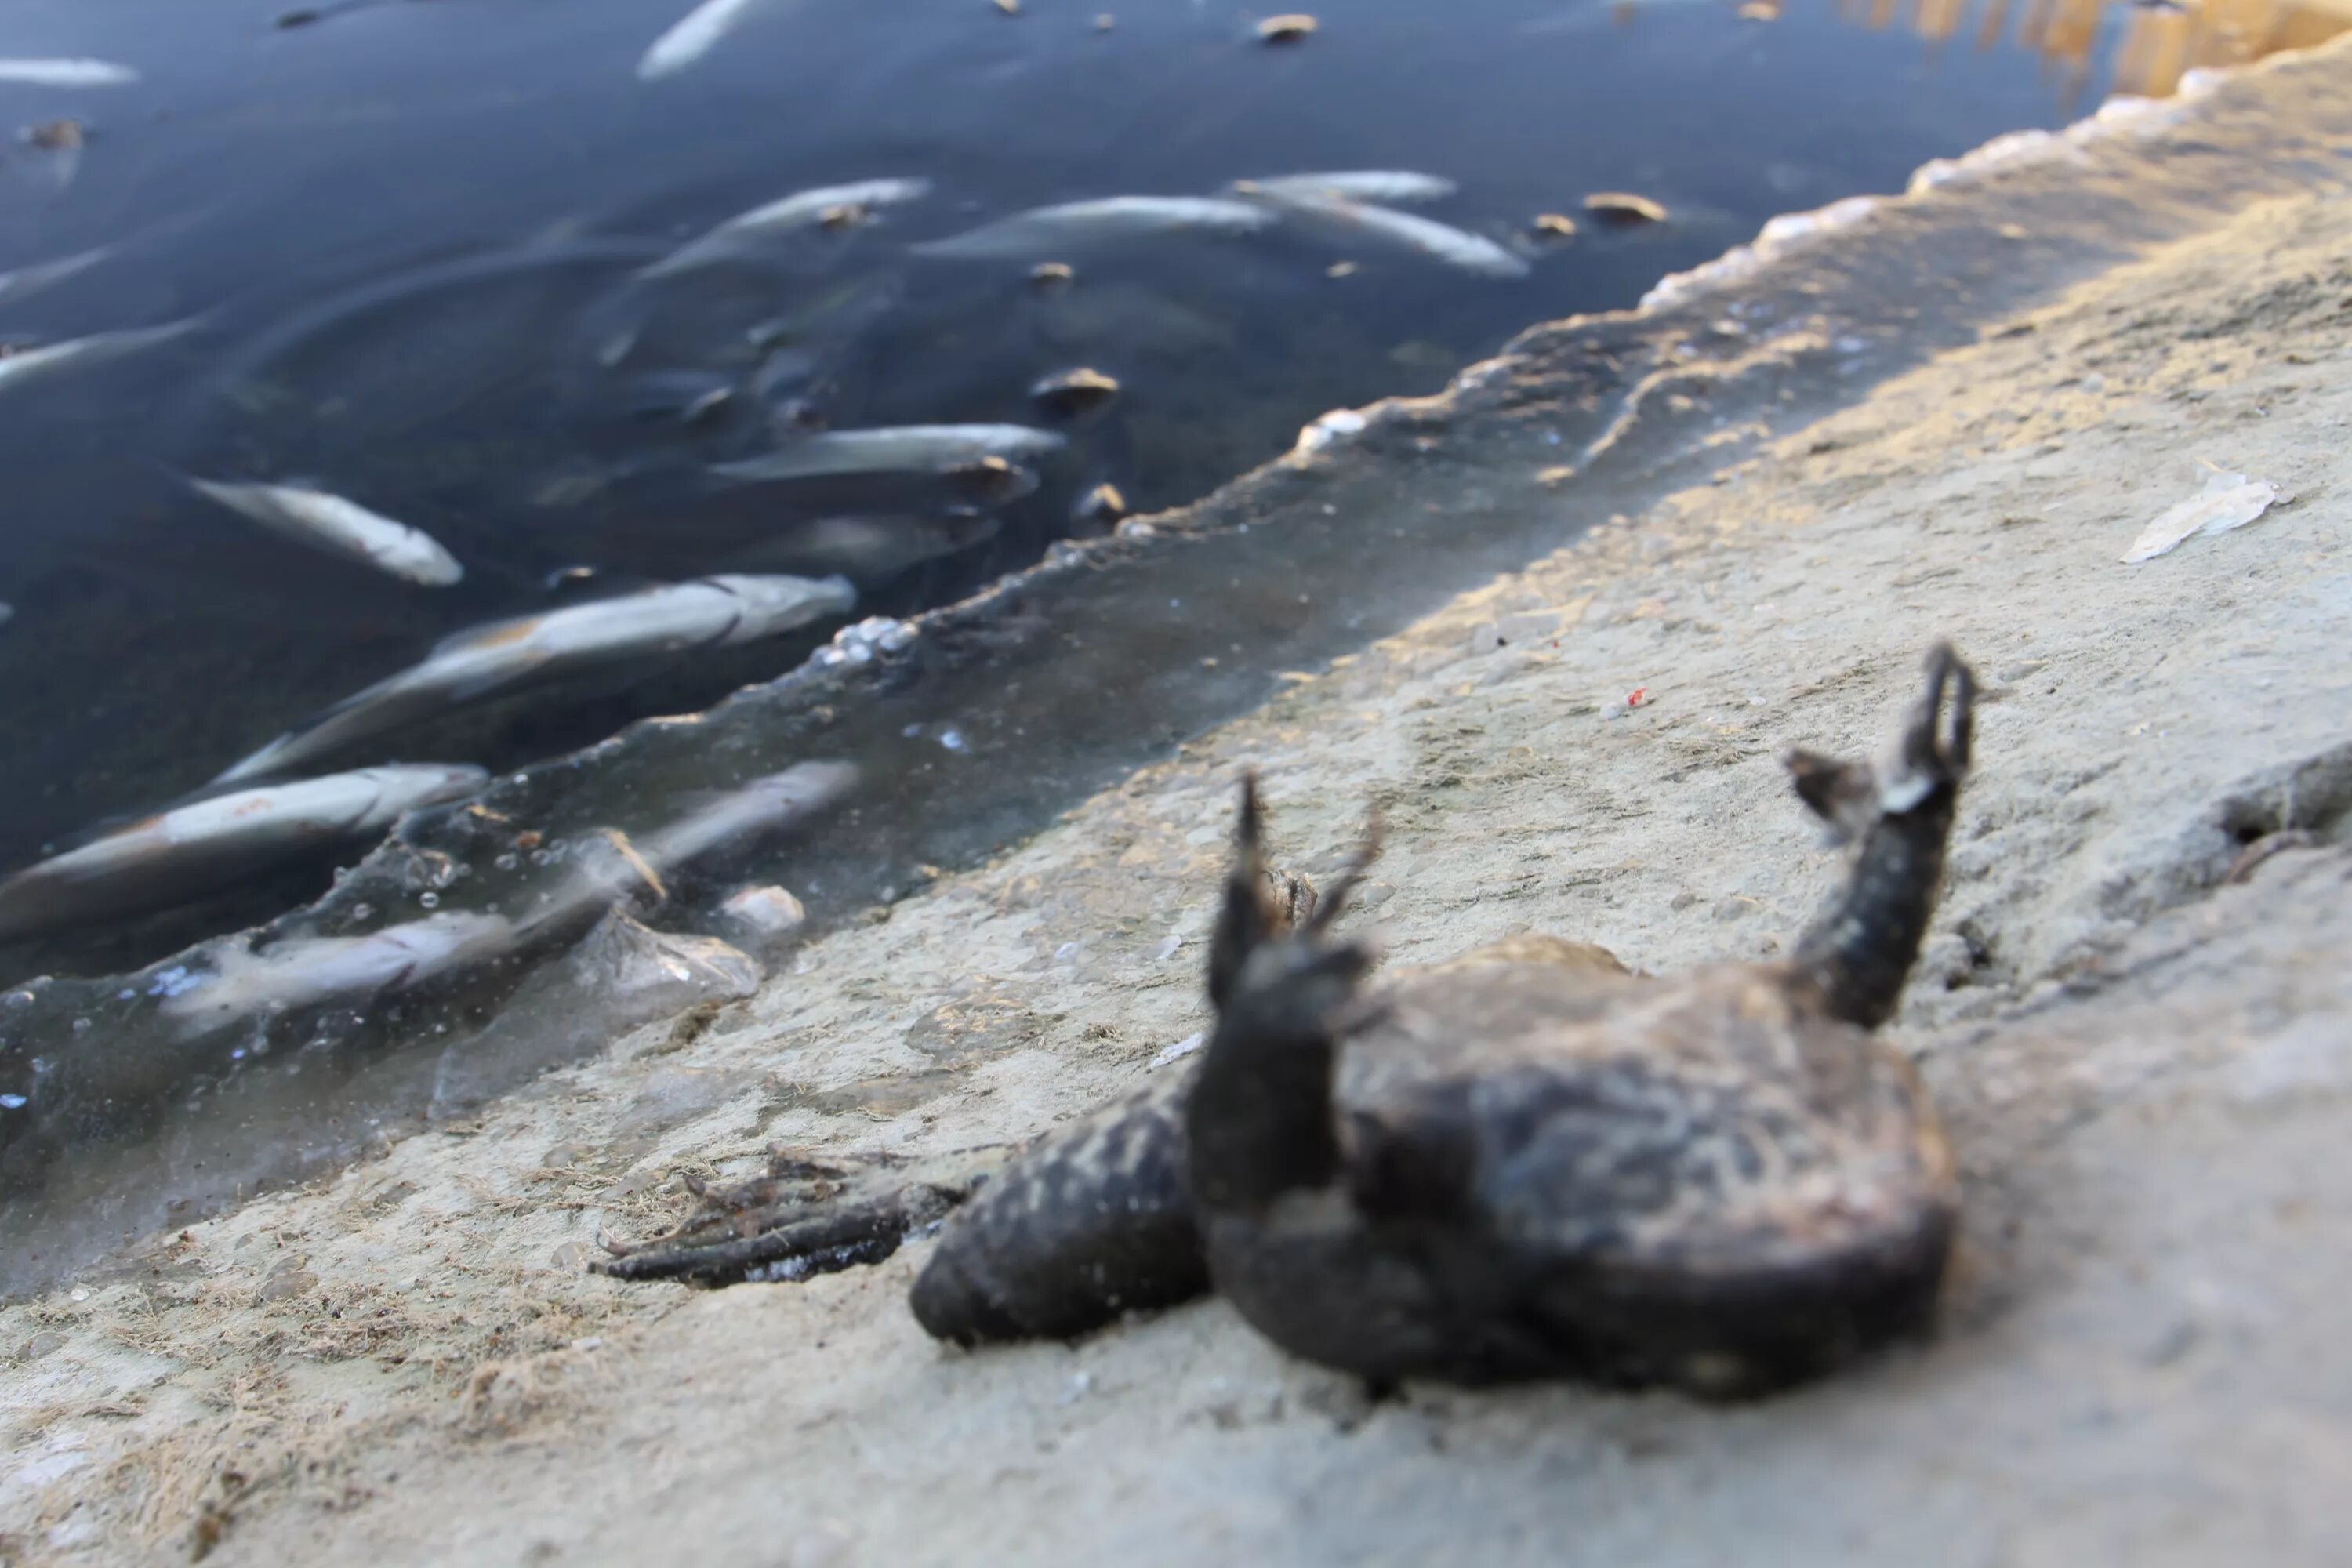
[0, 58, 140, 88]
[190, 479, 464, 586]
[641, 177, 932, 279]
[0, 764, 486, 944]
[639, 0, 780, 78]
[710, 423, 1065, 482]
[0, 318, 199, 397]
[720, 514, 1000, 582]
[158, 763, 855, 1031]
[912, 197, 1275, 260]
[1236, 187, 1528, 278]
[216, 574, 857, 784]
[0, 601, 11, 628]
[1236, 171, 1457, 205]
[162, 909, 517, 1029]
[0, 244, 111, 310]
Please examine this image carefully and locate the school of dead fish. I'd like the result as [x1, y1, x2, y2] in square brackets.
[0, 9, 1693, 1007]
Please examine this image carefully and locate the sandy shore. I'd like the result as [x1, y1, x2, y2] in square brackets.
[7, 42, 2352, 1568]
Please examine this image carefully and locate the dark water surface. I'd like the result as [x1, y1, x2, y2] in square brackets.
[0, 0, 2340, 1289]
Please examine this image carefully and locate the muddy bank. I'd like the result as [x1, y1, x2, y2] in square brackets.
[7, 38, 2352, 1567]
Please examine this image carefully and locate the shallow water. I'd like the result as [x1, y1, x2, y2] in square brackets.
[0, 0, 2341, 1290]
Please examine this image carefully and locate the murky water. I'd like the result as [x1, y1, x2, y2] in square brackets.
[0, 0, 2340, 1290]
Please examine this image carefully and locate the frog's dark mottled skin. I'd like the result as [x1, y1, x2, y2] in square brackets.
[603, 644, 1976, 1396]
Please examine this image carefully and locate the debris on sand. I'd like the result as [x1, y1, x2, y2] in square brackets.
[2121, 465, 2279, 563]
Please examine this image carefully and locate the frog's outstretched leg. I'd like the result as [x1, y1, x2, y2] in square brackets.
[1186, 786, 1381, 1213]
[593, 1145, 1008, 1287]
[1788, 642, 1976, 1029]
[910, 779, 1355, 1345]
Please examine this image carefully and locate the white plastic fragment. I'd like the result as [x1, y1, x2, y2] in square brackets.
[1294, 408, 1366, 456]
[721, 884, 807, 938]
[2122, 466, 2278, 564]
[1149, 1031, 1207, 1069]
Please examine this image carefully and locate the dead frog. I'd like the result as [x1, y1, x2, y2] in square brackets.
[602, 644, 1975, 1395]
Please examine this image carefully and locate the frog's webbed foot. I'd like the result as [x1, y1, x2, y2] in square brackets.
[1189, 775, 1383, 1211]
[1790, 643, 1977, 1029]
[593, 1144, 1013, 1287]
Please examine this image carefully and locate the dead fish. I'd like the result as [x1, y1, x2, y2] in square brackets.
[189, 479, 464, 586]
[638, 0, 785, 80]
[1237, 187, 1528, 278]
[913, 197, 1275, 260]
[1029, 261, 1076, 290]
[0, 764, 487, 943]
[161, 909, 517, 1030]
[0, 318, 199, 397]
[1236, 171, 1457, 205]
[1029, 366, 1120, 419]
[556, 761, 858, 914]
[1531, 212, 1578, 240]
[0, 58, 140, 88]
[1584, 191, 1669, 226]
[720, 514, 1000, 583]
[1256, 13, 1317, 42]
[0, 243, 111, 310]
[638, 177, 932, 279]
[710, 423, 1065, 482]
[215, 574, 857, 784]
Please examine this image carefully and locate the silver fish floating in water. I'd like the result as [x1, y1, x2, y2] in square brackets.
[0, 318, 200, 397]
[710, 423, 1065, 482]
[1235, 187, 1528, 278]
[721, 514, 1000, 583]
[0, 58, 140, 88]
[189, 479, 464, 587]
[640, 177, 932, 279]
[1236, 171, 1457, 205]
[0, 764, 487, 944]
[215, 573, 857, 784]
[0, 243, 111, 310]
[638, 0, 783, 79]
[912, 197, 1276, 260]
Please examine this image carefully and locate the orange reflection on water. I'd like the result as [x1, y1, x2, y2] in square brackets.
[1893, 0, 2352, 95]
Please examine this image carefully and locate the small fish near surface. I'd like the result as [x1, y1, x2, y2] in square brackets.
[912, 197, 1276, 261]
[1234, 186, 1528, 278]
[638, 177, 932, 280]
[0, 243, 112, 310]
[638, 0, 789, 79]
[720, 514, 1000, 583]
[0, 764, 486, 944]
[710, 423, 1065, 482]
[0, 318, 200, 398]
[188, 478, 464, 586]
[1236, 170, 1457, 205]
[0, 58, 140, 88]
[214, 573, 857, 784]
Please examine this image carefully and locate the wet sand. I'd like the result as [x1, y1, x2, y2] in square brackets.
[6, 36, 2352, 1567]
